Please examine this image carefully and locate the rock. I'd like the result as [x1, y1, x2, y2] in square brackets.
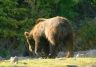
[74, 49, 96, 57]
[0, 56, 4, 61]
[10, 56, 18, 64]
[88, 49, 96, 57]
[57, 51, 65, 58]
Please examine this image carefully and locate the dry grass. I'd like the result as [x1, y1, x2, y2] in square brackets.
[0, 58, 96, 67]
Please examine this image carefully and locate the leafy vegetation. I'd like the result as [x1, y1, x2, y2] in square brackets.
[0, 0, 96, 57]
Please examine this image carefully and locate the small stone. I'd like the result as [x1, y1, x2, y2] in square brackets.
[10, 56, 18, 64]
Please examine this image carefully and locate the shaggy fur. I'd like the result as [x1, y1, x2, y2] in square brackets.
[24, 16, 73, 58]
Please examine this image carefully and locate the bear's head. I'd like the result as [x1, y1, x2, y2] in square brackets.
[24, 32, 35, 52]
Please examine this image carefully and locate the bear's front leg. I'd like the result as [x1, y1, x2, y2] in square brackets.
[34, 40, 42, 57]
[48, 45, 57, 58]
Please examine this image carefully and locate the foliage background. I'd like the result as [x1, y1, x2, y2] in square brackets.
[0, 0, 96, 57]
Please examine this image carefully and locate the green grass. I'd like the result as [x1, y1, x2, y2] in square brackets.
[0, 58, 96, 67]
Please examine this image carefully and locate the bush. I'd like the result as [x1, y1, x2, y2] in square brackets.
[74, 18, 96, 51]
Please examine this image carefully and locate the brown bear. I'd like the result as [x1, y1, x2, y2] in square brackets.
[24, 16, 73, 58]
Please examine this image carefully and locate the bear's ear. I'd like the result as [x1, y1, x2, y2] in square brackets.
[24, 32, 29, 37]
[36, 18, 46, 23]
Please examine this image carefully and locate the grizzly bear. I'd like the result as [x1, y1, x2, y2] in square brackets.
[24, 16, 73, 58]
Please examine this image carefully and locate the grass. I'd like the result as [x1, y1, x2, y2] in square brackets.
[0, 58, 96, 67]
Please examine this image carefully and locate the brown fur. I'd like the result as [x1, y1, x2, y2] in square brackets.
[36, 18, 47, 23]
[24, 16, 73, 58]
